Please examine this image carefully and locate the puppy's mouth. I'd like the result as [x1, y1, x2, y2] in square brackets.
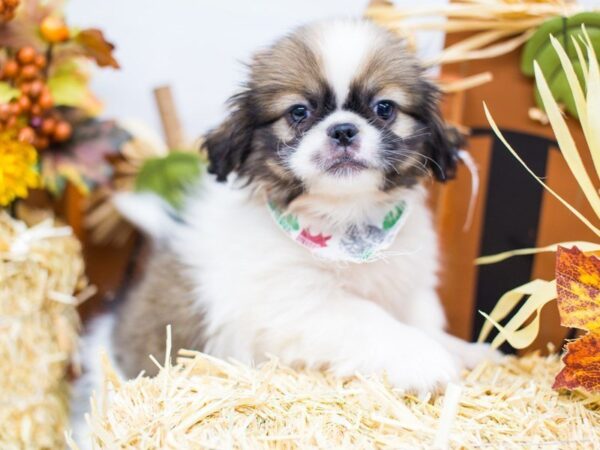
[324, 156, 369, 176]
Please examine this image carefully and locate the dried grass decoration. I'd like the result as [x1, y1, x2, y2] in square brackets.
[365, 0, 580, 93]
[73, 328, 600, 449]
[0, 212, 87, 449]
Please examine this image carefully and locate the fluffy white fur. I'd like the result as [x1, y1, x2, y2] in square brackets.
[173, 179, 493, 389]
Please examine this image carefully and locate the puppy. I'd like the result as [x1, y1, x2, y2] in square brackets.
[74, 20, 495, 438]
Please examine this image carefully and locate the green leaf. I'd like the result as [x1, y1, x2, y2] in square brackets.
[47, 61, 101, 114]
[135, 152, 203, 209]
[0, 82, 20, 103]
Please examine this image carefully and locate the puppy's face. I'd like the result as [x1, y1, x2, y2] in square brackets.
[206, 20, 460, 203]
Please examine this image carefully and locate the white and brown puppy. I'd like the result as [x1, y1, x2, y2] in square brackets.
[74, 20, 496, 437]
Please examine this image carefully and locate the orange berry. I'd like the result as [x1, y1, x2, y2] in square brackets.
[8, 101, 20, 116]
[3, 59, 18, 78]
[16, 46, 36, 65]
[30, 104, 42, 116]
[0, 103, 10, 121]
[40, 117, 56, 135]
[28, 80, 43, 98]
[34, 136, 49, 150]
[20, 81, 31, 95]
[38, 92, 53, 110]
[33, 54, 46, 69]
[40, 16, 70, 43]
[18, 95, 31, 112]
[19, 64, 38, 80]
[53, 120, 71, 141]
[18, 126, 35, 144]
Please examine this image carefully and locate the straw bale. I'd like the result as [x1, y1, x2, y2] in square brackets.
[0, 212, 85, 449]
[82, 341, 600, 449]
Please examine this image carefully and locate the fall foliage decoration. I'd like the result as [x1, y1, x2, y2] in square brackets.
[478, 27, 600, 394]
[365, 0, 581, 93]
[553, 246, 600, 393]
[85, 120, 202, 246]
[0, 130, 38, 206]
[521, 12, 600, 119]
[40, 15, 69, 43]
[366, 0, 580, 65]
[0, 45, 73, 149]
[0, 0, 122, 208]
[0, 0, 19, 23]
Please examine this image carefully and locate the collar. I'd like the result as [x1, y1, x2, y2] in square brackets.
[267, 197, 411, 263]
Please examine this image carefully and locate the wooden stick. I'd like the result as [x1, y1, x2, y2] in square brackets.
[439, 71, 493, 93]
[154, 85, 185, 150]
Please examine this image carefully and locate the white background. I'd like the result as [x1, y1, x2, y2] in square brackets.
[65, 0, 447, 143]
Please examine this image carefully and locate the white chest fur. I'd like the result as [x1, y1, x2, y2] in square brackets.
[174, 179, 446, 365]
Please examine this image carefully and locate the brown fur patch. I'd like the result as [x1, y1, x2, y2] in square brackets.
[113, 251, 205, 378]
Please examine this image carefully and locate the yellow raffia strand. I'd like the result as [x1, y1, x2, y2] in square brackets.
[478, 280, 557, 348]
[480, 27, 600, 349]
[476, 240, 600, 264]
[0, 131, 40, 206]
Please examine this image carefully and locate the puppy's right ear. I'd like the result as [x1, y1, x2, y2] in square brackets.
[205, 92, 255, 182]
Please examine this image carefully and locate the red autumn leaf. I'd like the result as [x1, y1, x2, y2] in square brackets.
[554, 246, 600, 393]
[553, 333, 600, 392]
[74, 28, 119, 68]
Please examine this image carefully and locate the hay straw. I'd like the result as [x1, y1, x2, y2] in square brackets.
[83, 347, 600, 449]
[0, 212, 86, 449]
[366, 0, 580, 71]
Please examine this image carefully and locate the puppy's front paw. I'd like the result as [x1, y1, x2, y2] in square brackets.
[382, 337, 460, 394]
[332, 332, 460, 395]
[456, 342, 504, 370]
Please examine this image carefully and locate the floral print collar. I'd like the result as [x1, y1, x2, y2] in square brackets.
[267, 198, 411, 263]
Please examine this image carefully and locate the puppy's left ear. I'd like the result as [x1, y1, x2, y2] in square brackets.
[420, 81, 464, 182]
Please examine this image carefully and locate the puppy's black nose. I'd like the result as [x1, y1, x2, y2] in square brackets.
[328, 123, 359, 146]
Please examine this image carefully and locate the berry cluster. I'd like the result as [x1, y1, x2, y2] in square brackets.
[0, 46, 72, 149]
[0, 0, 19, 23]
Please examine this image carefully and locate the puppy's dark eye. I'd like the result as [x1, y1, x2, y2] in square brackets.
[289, 104, 310, 123]
[373, 100, 395, 120]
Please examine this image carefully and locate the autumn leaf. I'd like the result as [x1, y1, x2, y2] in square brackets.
[553, 246, 600, 393]
[41, 118, 131, 196]
[553, 333, 600, 392]
[48, 61, 102, 115]
[556, 246, 600, 332]
[135, 152, 203, 209]
[0, 82, 20, 103]
[74, 28, 119, 68]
